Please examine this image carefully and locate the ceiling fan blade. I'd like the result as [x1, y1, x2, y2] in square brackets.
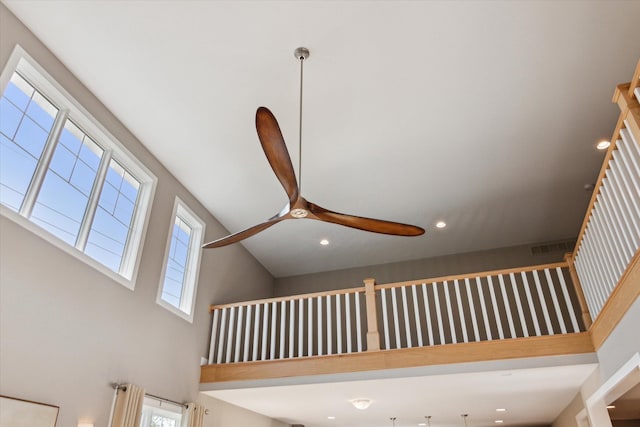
[308, 202, 425, 237]
[256, 107, 299, 204]
[203, 215, 286, 249]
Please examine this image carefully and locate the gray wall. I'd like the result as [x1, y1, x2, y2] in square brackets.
[198, 394, 288, 427]
[0, 5, 274, 427]
[596, 297, 640, 380]
[275, 242, 568, 296]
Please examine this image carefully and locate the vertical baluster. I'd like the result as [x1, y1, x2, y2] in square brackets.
[336, 294, 342, 354]
[217, 307, 227, 363]
[381, 288, 391, 349]
[279, 301, 286, 359]
[318, 296, 324, 355]
[346, 293, 353, 353]
[486, 276, 504, 340]
[592, 200, 623, 282]
[453, 280, 468, 343]
[289, 299, 295, 358]
[270, 301, 277, 360]
[498, 275, 516, 338]
[243, 305, 252, 362]
[327, 295, 333, 355]
[433, 282, 446, 344]
[298, 298, 304, 357]
[521, 272, 541, 336]
[532, 270, 554, 335]
[600, 185, 634, 263]
[308, 297, 313, 356]
[226, 307, 236, 363]
[443, 281, 457, 344]
[556, 267, 580, 332]
[617, 142, 640, 210]
[602, 181, 635, 258]
[421, 284, 434, 346]
[391, 287, 401, 348]
[252, 304, 260, 361]
[585, 223, 611, 310]
[261, 303, 269, 360]
[509, 273, 528, 337]
[574, 254, 599, 319]
[609, 165, 640, 242]
[208, 309, 220, 364]
[412, 285, 424, 347]
[355, 292, 363, 352]
[606, 171, 640, 249]
[401, 286, 412, 347]
[465, 278, 480, 342]
[234, 306, 243, 362]
[544, 268, 567, 334]
[476, 277, 492, 340]
[598, 193, 627, 276]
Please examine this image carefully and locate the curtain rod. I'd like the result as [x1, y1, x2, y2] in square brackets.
[110, 383, 188, 409]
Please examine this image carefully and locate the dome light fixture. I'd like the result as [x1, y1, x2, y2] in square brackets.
[350, 399, 372, 410]
[596, 140, 611, 150]
[436, 221, 447, 229]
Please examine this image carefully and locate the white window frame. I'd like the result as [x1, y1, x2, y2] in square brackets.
[157, 197, 205, 322]
[0, 45, 157, 290]
[139, 396, 183, 427]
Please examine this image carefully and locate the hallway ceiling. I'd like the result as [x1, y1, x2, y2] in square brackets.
[4, 1, 640, 277]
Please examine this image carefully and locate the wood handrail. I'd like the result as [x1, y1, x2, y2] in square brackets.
[374, 261, 569, 290]
[210, 286, 366, 311]
[627, 59, 640, 98]
[209, 261, 569, 311]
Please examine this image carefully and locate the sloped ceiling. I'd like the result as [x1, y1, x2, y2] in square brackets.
[4, 1, 640, 277]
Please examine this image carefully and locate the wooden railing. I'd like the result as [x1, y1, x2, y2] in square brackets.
[570, 60, 640, 325]
[207, 261, 585, 364]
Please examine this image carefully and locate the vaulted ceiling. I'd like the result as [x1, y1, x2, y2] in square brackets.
[5, 1, 640, 278]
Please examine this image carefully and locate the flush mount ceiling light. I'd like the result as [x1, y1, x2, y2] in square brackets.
[320, 239, 329, 245]
[495, 420, 504, 424]
[350, 399, 372, 410]
[327, 416, 336, 420]
[436, 221, 447, 229]
[596, 140, 611, 150]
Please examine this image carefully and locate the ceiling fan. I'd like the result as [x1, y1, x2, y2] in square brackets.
[203, 47, 425, 249]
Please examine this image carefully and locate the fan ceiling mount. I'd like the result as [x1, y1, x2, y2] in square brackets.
[203, 47, 425, 249]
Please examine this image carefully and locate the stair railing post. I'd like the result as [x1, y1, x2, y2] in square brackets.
[564, 253, 593, 329]
[364, 278, 380, 351]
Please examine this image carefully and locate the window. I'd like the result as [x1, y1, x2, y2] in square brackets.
[0, 46, 156, 288]
[157, 197, 205, 322]
[139, 397, 183, 427]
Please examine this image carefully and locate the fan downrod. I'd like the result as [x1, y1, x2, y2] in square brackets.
[294, 47, 309, 60]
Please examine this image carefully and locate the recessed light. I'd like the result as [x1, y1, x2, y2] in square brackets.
[606, 405, 616, 409]
[495, 420, 504, 424]
[496, 408, 507, 412]
[418, 423, 426, 426]
[328, 416, 336, 420]
[436, 221, 446, 229]
[596, 140, 611, 150]
[320, 239, 329, 246]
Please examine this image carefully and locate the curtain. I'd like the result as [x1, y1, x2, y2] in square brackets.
[111, 384, 145, 427]
[183, 403, 205, 427]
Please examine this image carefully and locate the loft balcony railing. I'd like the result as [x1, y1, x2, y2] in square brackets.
[206, 262, 587, 366]
[201, 60, 640, 384]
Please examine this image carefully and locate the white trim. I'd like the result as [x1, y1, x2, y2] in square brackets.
[0, 44, 157, 289]
[584, 353, 640, 427]
[156, 197, 206, 323]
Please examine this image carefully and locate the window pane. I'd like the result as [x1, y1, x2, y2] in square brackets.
[161, 216, 192, 308]
[0, 73, 58, 212]
[85, 159, 140, 272]
[31, 124, 104, 245]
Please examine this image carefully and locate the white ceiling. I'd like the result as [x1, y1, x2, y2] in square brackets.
[205, 361, 598, 427]
[4, 1, 640, 277]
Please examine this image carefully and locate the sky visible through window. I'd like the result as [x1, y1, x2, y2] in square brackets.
[0, 72, 141, 273]
[161, 215, 192, 309]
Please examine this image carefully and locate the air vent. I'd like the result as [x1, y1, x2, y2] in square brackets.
[530, 239, 576, 256]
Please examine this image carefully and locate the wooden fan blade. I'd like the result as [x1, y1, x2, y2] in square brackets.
[256, 107, 299, 204]
[308, 202, 425, 236]
[203, 215, 286, 248]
